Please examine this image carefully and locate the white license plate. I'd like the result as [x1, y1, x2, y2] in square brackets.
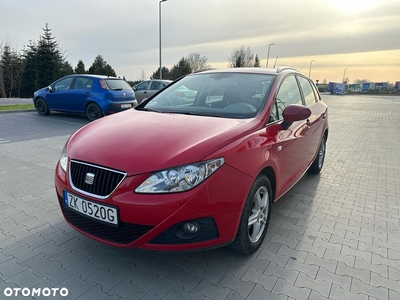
[63, 191, 118, 225]
[121, 104, 132, 108]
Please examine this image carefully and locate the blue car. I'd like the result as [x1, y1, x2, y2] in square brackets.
[33, 74, 138, 121]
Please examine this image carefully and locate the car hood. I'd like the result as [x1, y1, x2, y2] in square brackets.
[67, 109, 260, 175]
[34, 87, 48, 95]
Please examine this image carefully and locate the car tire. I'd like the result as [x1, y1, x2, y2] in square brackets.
[35, 98, 50, 115]
[308, 135, 326, 174]
[229, 175, 272, 254]
[86, 103, 103, 121]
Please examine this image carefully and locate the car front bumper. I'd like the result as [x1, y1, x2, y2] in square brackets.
[55, 161, 253, 251]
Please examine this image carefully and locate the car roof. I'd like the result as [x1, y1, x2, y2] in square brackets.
[67, 74, 123, 80]
[192, 67, 300, 76]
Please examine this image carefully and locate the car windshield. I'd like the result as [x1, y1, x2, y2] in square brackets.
[104, 79, 132, 91]
[140, 73, 275, 118]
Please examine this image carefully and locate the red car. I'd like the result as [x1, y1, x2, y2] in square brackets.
[55, 67, 328, 254]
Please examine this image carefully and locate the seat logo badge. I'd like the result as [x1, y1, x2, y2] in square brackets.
[85, 173, 95, 185]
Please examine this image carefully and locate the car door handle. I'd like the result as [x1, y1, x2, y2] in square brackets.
[143, 91, 147, 94]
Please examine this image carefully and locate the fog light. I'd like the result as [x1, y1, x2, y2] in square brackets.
[182, 223, 199, 235]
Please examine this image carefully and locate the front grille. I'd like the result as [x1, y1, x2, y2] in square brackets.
[69, 160, 126, 198]
[150, 217, 219, 244]
[58, 195, 153, 245]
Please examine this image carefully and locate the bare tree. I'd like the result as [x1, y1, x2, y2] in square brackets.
[186, 52, 210, 71]
[228, 45, 254, 68]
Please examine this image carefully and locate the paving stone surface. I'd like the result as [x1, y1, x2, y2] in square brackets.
[1, 95, 400, 299]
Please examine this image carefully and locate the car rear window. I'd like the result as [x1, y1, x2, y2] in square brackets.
[104, 79, 132, 91]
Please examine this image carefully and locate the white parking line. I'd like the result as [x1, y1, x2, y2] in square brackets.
[0, 138, 11, 144]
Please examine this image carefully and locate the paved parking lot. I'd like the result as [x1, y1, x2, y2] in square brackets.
[1, 95, 400, 300]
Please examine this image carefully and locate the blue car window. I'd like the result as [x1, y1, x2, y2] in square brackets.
[54, 77, 73, 90]
[74, 78, 92, 90]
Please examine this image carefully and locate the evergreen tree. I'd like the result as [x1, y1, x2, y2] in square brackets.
[104, 64, 116, 77]
[20, 41, 38, 98]
[169, 57, 192, 80]
[150, 66, 170, 80]
[235, 56, 244, 68]
[36, 23, 64, 88]
[74, 60, 86, 74]
[88, 55, 116, 76]
[54, 60, 74, 79]
[254, 54, 260, 67]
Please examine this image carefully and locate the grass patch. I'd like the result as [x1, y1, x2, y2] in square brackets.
[0, 104, 35, 111]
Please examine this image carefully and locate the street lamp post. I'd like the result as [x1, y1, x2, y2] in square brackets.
[266, 43, 275, 68]
[159, 0, 167, 79]
[342, 68, 348, 83]
[308, 60, 315, 77]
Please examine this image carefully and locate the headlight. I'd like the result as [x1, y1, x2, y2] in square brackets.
[135, 158, 224, 193]
[59, 146, 68, 172]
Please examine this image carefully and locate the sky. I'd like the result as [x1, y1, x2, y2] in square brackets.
[1, 0, 399, 84]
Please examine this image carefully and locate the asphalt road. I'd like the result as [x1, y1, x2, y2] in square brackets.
[1, 95, 400, 300]
[0, 111, 89, 144]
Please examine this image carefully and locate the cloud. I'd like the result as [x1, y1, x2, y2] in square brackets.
[1, 0, 399, 81]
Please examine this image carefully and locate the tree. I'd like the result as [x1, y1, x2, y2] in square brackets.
[228, 45, 254, 68]
[74, 60, 86, 74]
[19, 41, 38, 98]
[57, 61, 74, 78]
[150, 66, 170, 80]
[35, 23, 64, 88]
[0, 42, 25, 98]
[88, 55, 116, 76]
[169, 57, 192, 80]
[254, 54, 260, 67]
[0, 40, 5, 98]
[186, 52, 210, 71]
[150, 52, 210, 80]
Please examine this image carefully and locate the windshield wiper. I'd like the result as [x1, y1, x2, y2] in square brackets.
[135, 107, 162, 113]
[165, 110, 221, 117]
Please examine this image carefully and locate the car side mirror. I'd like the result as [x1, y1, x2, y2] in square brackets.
[133, 87, 137, 92]
[47, 86, 53, 92]
[281, 104, 311, 130]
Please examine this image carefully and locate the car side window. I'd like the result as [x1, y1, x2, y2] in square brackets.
[54, 78, 73, 90]
[311, 81, 321, 101]
[150, 81, 163, 90]
[297, 76, 317, 107]
[136, 81, 150, 91]
[73, 78, 92, 90]
[270, 75, 302, 121]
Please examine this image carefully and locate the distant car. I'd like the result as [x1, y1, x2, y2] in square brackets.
[33, 74, 138, 121]
[55, 67, 328, 254]
[133, 79, 172, 103]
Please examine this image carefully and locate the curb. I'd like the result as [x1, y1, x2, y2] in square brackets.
[0, 109, 36, 114]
